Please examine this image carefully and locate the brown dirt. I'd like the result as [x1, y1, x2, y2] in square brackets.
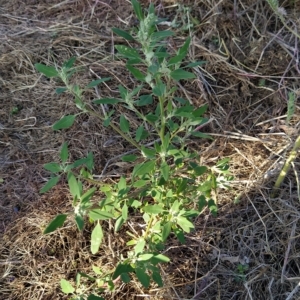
[0, 0, 299, 299]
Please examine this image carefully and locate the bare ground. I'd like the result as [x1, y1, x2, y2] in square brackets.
[0, 0, 300, 299]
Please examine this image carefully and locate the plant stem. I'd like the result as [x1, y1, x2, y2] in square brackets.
[272, 135, 300, 197]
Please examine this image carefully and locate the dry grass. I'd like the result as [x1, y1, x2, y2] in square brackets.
[0, 0, 299, 299]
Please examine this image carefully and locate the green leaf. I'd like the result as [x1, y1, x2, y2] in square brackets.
[120, 115, 130, 133]
[131, 0, 144, 21]
[131, 200, 142, 208]
[103, 117, 110, 127]
[198, 180, 212, 192]
[56, 87, 67, 94]
[35, 63, 58, 78]
[142, 204, 164, 214]
[60, 142, 68, 163]
[287, 91, 296, 123]
[152, 271, 163, 287]
[216, 158, 230, 167]
[87, 295, 105, 300]
[122, 203, 128, 220]
[44, 214, 67, 234]
[93, 98, 120, 104]
[122, 154, 138, 162]
[177, 216, 194, 233]
[113, 263, 134, 280]
[89, 209, 114, 221]
[44, 162, 62, 173]
[75, 214, 84, 231]
[115, 45, 141, 59]
[136, 268, 150, 288]
[145, 113, 158, 123]
[135, 125, 149, 142]
[198, 195, 207, 212]
[52, 115, 76, 130]
[141, 146, 156, 159]
[152, 82, 166, 96]
[174, 227, 185, 243]
[118, 85, 128, 100]
[132, 160, 155, 178]
[134, 238, 145, 255]
[115, 216, 125, 232]
[137, 253, 154, 261]
[86, 152, 94, 171]
[167, 37, 190, 66]
[178, 37, 191, 57]
[162, 222, 171, 242]
[153, 254, 170, 263]
[168, 54, 185, 66]
[118, 176, 127, 191]
[191, 131, 213, 140]
[174, 97, 188, 104]
[151, 30, 174, 40]
[160, 161, 170, 181]
[63, 57, 76, 69]
[192, 104, 208, 117]
[170, 69, 196, 80]
[86, 77, 111, 88]
[71, 157, 89, 169]
[208, 199, 217, 217]
[91, 223, 103, 254]
[112, 27, 135, 41]
[68, 172, 81, 199]
[135, 94, 153, 106]
[184, 61, 207, 68]
[40, 176, 60, 193]
[126, 65, 145, 81]
[92, 265, 102, 275]
[133, 180, 148, 188]
[121, 273, 131, 283]
[60, 279, 75, 294]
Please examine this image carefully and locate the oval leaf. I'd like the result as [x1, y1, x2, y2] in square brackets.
[120, 115, 130, 133]
[132, 160, 155, 178]
[52, 115, 76, 130]
[122, 154, 138, 162]
[170, 69, 196, 81]
[35, 63, 58, 78]
[115, 45, 141, 59]
[142, 204, 164, 214]
[60, 279, 75, 294]
[91, 223, 103, 254]
[44, 214, 67, 234]
[44, 162, 61, 173]
[135, 268, 150, 288]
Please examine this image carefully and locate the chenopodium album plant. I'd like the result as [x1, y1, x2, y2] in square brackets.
[35, 0, 232, 298]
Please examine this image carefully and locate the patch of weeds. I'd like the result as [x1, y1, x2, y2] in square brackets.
[10, 105, 22, 115]
[35, 1, 233, 299]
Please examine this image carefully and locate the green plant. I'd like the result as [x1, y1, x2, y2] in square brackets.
[272, 92, 299, 197]
[35, 1, 232, 298]
[234, 263, 249, 283]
